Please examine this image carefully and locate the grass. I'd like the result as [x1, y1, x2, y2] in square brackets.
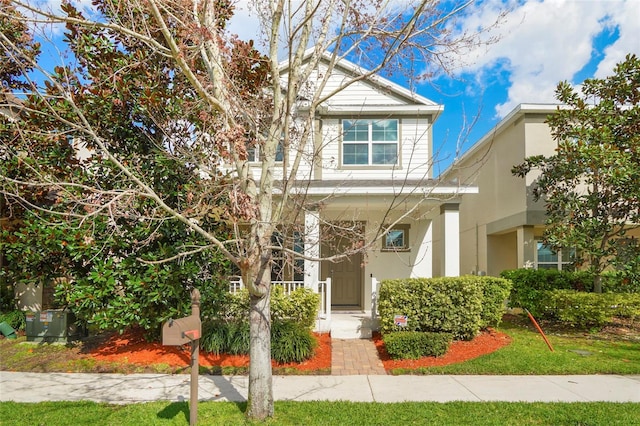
[1, 317, 639, 424]
[2, 315, 639, 375]
[390, 319, 640, 375]
[0, 400, 639, 425]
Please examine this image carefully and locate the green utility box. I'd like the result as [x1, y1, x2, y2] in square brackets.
[25, 310, 82, 343]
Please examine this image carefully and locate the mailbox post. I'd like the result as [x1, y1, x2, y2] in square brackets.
[162, 289, 201, 426]
[189, 289, 200, 426]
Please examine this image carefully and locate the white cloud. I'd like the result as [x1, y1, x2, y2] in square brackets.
[453, 0, 640, 118]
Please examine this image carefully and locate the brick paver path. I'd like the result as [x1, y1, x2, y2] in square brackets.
[331, 339, 387, 375]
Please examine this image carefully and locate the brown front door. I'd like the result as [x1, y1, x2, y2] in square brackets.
[321, 228, 363, 309]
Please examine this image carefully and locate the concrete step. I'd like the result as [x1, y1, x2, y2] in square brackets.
[330, 312, 377, 339]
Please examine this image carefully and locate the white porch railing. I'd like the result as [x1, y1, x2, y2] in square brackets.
[228, 276, 332, 331]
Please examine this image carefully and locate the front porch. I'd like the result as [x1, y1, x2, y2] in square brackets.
[229, 276, 382, 338]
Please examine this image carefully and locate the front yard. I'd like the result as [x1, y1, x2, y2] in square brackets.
[1, 315, 639, 375]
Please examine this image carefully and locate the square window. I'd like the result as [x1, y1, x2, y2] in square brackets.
[382, 225, 410, 251]
[372, 143, 398, 164]
[372, 119, 397, 141]
[343, 120, 370, 141]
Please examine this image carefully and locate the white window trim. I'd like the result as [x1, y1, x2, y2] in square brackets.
[341, 118, 400, 167]
[535, 242, 573, 271]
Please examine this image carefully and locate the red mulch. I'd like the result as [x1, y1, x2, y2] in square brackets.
[90, 331, 331, 371]
[373, 329, 512, 370]
[89, 328, 509, 373]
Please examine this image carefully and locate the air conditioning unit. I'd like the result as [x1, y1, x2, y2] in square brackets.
[25, 310, 83, 343]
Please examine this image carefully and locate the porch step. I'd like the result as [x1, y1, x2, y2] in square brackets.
[330, 312, 377, 339]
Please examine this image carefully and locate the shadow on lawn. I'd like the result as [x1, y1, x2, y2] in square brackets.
[157, 401, 247, 423]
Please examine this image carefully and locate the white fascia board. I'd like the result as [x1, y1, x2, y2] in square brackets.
[319, 104, 443, 117]
[289, 185, 478, 196]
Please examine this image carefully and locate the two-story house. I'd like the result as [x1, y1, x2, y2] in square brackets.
[239, 52, 477, 336]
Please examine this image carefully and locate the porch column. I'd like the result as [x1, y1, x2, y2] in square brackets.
[441, 203, 460, 277]
[304, 209, 320, 290]
[517, 225, 536, 268]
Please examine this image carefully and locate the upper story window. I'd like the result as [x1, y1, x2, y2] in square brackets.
[536, 242, 575, 271]
[247, 141, 284, 163]
[342, 119, 398, 165]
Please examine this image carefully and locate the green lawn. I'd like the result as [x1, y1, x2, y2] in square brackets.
[2, 316, 639, 376]
[390, 319, 640, 375]
[1, 400, 639, 425]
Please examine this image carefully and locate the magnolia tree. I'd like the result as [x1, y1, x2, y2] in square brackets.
[513, 54, 640, 293]
[1, 0, 504, 419]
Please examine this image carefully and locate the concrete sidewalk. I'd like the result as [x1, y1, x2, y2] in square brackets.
[1, 372, 639, 404]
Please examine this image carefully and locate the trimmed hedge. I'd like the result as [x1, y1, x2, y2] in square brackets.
[378, 276, 511, 340]
[480, 277, 513, 328]
[271, 286, 320, 330]
[218, 286, 319, 328]
[500, 269, 593, 316]
[383, 331, 452, 360]
[544, 290, 640, 328]
[501, 268, 639, 317]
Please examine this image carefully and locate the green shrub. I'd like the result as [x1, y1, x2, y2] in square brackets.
[479, 277, 512, 328]
[200, 321, 228, 354]
[378, 277, 484, 340]
[601, 271, 640, 293]
[200, 319, 317, 363]
[500, 269, 595, 316]
[546, 290, 640, 328]
[200, 320, 250, 355]
[220, 286, 319, 329]
[271, 320, 317, 363]
[0, 310, 26, 331]
[271, 286, 320, 329]
[383, 331, 452, 360]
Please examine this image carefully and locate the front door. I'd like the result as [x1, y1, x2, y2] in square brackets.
[321, 231, 363, 309]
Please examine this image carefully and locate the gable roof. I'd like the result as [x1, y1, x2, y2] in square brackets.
[279, 49, 443, 119]
[443, 103, 563, 176]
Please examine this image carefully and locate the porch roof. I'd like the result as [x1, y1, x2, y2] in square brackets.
[285, 179, 478, 196]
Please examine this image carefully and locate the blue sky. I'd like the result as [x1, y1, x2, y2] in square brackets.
[227, 0, 640, 175]
[415, 0, 640, 175]
[29, 0, 640, 175]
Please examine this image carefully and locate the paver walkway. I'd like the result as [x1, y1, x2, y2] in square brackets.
[331, 338, 387, 375]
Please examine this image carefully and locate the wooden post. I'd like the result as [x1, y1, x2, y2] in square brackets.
[190, 289, 201, 426]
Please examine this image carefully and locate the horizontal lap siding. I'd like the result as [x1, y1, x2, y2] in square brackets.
[315, 67, 406, 106]
[320, 118, 431, 181]
[400, 118, 432, 180]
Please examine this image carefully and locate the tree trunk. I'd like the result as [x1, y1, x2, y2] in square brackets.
[593, 274, 603, 294]
[245, 264, 273, 420]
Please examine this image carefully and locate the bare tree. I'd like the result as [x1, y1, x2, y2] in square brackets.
[1, 0, 505, 419]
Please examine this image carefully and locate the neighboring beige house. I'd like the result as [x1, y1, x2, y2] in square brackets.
[440, 104, 564, 276]
[441, 103, 640, 277]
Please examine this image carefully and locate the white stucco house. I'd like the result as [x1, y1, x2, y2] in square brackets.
[232, 52, 478, 335]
